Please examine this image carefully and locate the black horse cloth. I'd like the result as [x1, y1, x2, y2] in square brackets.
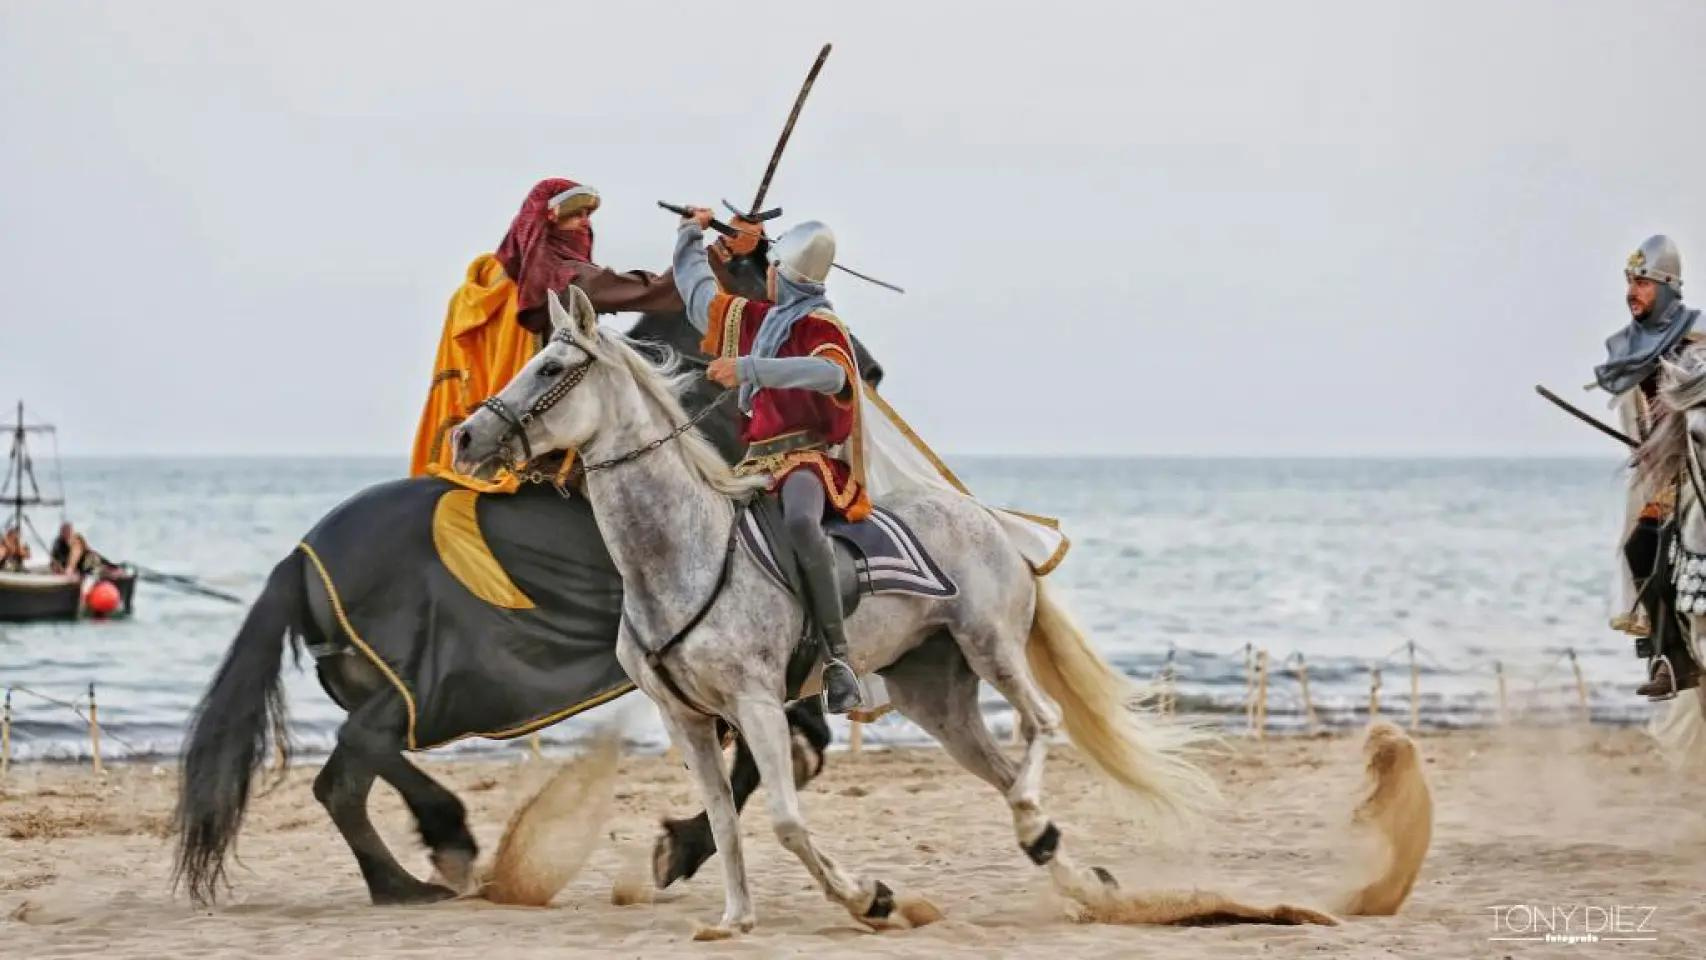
[298, 478, 630, 750]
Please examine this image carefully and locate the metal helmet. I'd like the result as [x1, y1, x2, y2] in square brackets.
[768, 220, 836, 285]
[1625, 234, 1683, 290]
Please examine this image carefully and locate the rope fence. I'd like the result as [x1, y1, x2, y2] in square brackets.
[0, 633, 1661, 773]
[1143, 634, 1629, 738]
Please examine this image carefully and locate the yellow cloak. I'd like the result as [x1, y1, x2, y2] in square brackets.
[409, 255, 536, 480]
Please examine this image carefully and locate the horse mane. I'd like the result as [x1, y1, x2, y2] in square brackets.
[1633, 344, 1706, 497]
[590, 328, 768, 499]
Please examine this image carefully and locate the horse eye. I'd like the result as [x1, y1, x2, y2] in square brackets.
[539, 361, 564, 378]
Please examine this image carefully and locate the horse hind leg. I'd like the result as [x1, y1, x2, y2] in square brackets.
[890, 631, 1118, 901]
[731, 698, 899, 928]
[313, 742, 455, 905]
[333, 689, 472, 901]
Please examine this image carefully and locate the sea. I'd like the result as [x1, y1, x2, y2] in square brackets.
[0, 456, 1650, 762]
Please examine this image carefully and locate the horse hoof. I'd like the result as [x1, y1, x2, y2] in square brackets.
[1092, 866, 1120, 890]
[372, 882, 458, 906]
[864, 880, 896, 920]
[653, 818, 714, 889]
[692, 915, 754, 941]
[431, 848, 476, 893]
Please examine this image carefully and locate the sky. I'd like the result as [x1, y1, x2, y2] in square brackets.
[2, 0, 1703, 457]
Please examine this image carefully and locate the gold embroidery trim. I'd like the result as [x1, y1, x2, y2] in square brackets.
[298, 539, 636, 749]
[298, 540, 422, 750]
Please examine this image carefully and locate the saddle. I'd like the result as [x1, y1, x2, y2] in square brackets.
[737, 497, 957, 697]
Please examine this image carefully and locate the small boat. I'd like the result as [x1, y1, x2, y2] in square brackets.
[0, 402, 136, 623]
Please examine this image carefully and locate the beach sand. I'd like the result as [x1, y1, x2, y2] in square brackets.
[4, 724, 1704, 959]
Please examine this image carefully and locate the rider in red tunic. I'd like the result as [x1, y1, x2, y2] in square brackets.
[672, 208, 866, 713]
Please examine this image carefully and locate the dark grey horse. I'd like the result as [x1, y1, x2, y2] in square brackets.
[172, 250, 882, 906]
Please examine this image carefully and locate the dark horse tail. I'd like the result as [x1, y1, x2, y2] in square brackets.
[173, 551, 304, 903]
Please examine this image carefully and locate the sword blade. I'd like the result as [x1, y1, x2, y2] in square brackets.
[750, 43, 832, 215]
[830, 261, 905, 294]
[1534, 384, 1637, 448]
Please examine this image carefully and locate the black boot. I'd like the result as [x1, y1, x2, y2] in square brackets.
[793, 527, 863, 715]
[1638, 657, 1678, 701]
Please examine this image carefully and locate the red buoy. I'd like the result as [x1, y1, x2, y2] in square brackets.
[86, 579, 121, 617]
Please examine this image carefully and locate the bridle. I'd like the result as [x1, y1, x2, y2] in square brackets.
[476, 327, 731, 475]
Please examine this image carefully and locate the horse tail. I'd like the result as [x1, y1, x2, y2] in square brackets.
[172, 552, 302, 904]
[1335, 721, 1433, 915]
[1649, 685, 1706, 771]
[1024, 579, 1220, 823]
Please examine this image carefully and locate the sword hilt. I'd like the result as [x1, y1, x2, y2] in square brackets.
[657, 201, 741, 239]
[721, 199, 783, 223]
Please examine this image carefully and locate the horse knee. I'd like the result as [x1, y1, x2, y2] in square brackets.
[773, 817, 811, 854]
[312, 762, 339, 807]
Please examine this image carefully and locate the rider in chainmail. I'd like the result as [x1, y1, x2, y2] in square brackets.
[1597, 234, 1703, 700]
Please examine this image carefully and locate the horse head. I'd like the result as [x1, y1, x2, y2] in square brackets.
[453, 286, 611, 479]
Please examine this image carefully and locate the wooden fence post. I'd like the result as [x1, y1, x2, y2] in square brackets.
[1408, 642, 1421, 733]
[1254, 650, 1269, 739]
[1495, 660, 1508, 725]
[88, 683, 103, 775]
[1294, 655, 1318, 734]
[2, 688, 11, 777]
[1568, 649, 1590, 724]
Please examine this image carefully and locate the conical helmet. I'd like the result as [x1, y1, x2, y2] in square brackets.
[1626, 234, 1682, 290]
[769, 220, 836, 285]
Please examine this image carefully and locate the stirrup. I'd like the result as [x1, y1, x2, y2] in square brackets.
[819, 659, 865, 714]
[1639, 656, 1678, 702]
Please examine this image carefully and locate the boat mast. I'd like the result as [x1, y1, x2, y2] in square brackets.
[7, 401, 20, 536]
[4, 402, 64, 540]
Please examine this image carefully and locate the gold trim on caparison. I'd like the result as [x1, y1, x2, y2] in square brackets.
[298, 541, 422, 749]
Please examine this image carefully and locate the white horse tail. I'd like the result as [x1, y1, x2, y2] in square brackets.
[1649, 686, 1706, 771]
[1024, 580, 1220, 821]
[1335, 722, 1433, 916]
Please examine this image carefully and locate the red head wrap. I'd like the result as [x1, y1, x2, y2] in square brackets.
[494, 178, 597, 312]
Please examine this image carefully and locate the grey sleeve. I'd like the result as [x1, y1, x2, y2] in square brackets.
[672, 223, 718, 334]
[737, 356, 847, 394]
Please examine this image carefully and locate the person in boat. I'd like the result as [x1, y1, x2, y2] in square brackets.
[50, 523, 78, 574]
[0, 526, 30, 572]
[50, 524, 108, 577]
[670, 206, 866, 713]
[412, 178, 751, 478]
[1598, 234, 1704, 700]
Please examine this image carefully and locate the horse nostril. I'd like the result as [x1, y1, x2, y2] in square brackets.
[455, 428, 470, 451]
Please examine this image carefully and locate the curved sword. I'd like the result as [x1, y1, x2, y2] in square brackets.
[744, 43, 832, 219]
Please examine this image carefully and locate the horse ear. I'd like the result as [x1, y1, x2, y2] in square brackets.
[546, 289, 575, 333]
[567, 284, 597, 338]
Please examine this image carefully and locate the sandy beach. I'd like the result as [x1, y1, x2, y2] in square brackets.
[4, 724, 1704, 959]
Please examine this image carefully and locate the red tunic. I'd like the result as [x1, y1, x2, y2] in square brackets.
[702, 292, 869, 521]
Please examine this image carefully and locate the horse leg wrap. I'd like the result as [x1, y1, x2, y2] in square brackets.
[1023, 822, 1061, 865]
[864, 880, 896, 919]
